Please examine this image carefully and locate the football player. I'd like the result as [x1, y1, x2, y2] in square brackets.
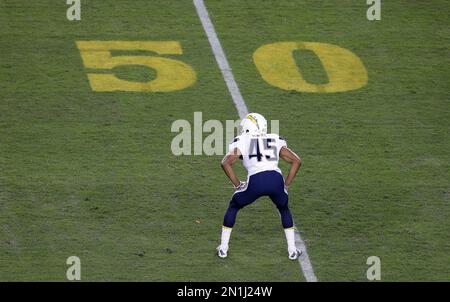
[217, 113, 303, 260]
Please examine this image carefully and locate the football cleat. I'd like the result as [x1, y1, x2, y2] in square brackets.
[288, 248, 302, 260]
[216, 246, 228, 258]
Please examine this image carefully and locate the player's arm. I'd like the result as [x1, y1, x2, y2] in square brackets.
[279, 146, 302, 189]
[221, 148, 242, 188]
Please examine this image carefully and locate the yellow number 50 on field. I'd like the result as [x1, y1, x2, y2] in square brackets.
[76, 41, 196, 92]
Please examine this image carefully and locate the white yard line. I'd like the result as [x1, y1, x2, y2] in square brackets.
[193, 0, 318, 282]
[193, 0, 248, 119]
[294, 227, 318, 282]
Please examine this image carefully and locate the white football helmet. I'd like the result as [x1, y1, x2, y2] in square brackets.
[239, 113, 267, 135]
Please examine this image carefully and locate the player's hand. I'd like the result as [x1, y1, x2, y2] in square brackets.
[284, 184, 289, 191]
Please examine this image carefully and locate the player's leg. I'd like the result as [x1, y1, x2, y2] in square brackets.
[273, 195, 301, 259]
[217, 196, 242, 257]
[217, 182, 258, 258]
[223, 195, 242, 228]
[269, 174, 301, 260]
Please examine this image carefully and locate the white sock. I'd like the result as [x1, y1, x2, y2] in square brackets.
[284, 228, 296, 250]
[220, 226, 232, 250]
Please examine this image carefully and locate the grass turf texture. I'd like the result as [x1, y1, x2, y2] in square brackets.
[0, 0, 449, 281]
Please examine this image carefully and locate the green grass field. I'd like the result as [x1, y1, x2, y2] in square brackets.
[0, 0, 449, 281]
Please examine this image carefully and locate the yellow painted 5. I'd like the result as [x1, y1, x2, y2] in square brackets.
[253, 42, 368, 93]
[76, 41, 196, 92]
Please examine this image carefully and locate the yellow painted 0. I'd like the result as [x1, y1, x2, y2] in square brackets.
[76, 41, 196, 92]
[253, 42, 368, 93]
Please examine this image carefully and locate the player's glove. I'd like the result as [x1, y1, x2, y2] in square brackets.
[234, 181, 247, 191]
